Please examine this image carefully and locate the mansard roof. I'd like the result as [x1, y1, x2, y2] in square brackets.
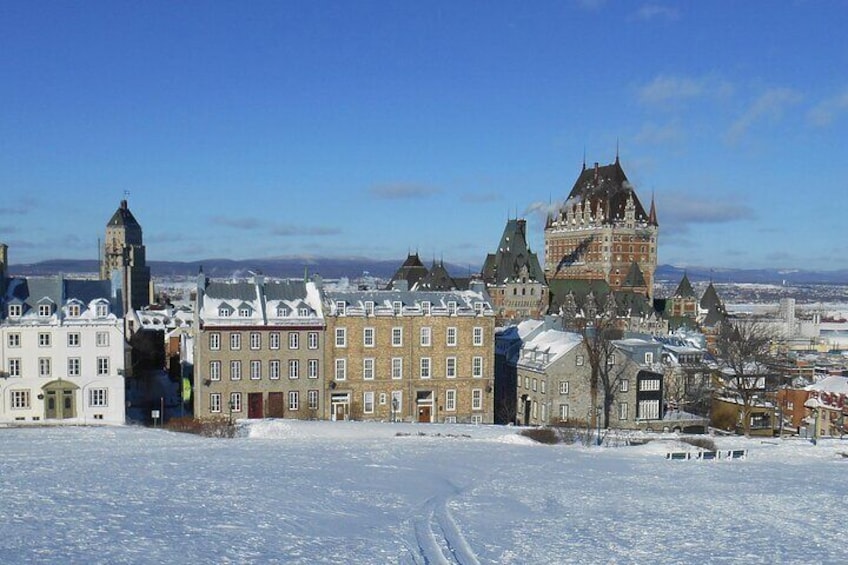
[481, 218, 546, 285]
[562, 158, 650, 223]
[418, 260, 458, 291]
[387, 252, 429, 290]
[107, 199, 142, 228]
[1, 276, 115, 318]
[674, 273, 696, 299]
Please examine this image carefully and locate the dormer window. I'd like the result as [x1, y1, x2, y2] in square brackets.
[336, 301, 346, 316]
[39, 304, 53, 317]
[392, 301, 402, 315]
[364, 301, 374, 316]
[474, 302, 484, 315]
[96, 303, 109, 318]
[421, 301, 431, 315]
[299, 307, 309, 317]
[68, 304, 81, 317]
[277, 306, 289, 317]
[447, 301, 457, 315]
[218, 305, 232, 317]
[8, 304, 22, 318]
[239, 307, 252, 317]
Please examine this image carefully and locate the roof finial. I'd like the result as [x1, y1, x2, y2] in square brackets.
[582, 146, 586, 170]
[615, 138, 620, 164]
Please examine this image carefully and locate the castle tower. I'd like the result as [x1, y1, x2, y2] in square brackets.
[544, 158, 658, 299]
[101, 200, 151, 311]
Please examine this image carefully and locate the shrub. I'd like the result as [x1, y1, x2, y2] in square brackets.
[681, 436, 717, 451]
[519, 427, 560, 444]
[165, 416, 236, 438]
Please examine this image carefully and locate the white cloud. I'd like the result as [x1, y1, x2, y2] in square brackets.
[807, 87, 848, 127]
[633, 120, 683, 144]
[637, 74, 733, 106]
[369, 183, 441, 200]
[726, 87, 802, 142]
[635, 3, 679, 21]
[658, 192, 754, 236]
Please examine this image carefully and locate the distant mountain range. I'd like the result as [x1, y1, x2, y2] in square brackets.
[8, 258, 848, 285]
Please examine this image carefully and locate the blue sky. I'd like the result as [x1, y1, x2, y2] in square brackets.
[1, 1, 846, 271]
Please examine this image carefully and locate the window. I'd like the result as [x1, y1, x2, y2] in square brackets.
[363, 358, 375, 380]
[391, 391, 402, 417]
[391, 327, 403, 347]
[421, 301, 431, 315]
[269, 360, 280, 380]
[639, 378, 661, 392]
[364, 301, 374, 316]
[308, 390, 319, 410]
[39, 304, 52, 317]
[218, 306, 231, 317]
[239, 307, 251, 318]
[96, 332, 109, 347]
[8, 304, 22, 317]
[298, 307, 309, 317]
[230, 333, 241, 350]
[250, 360, 262, 380]
[472, 389, 483, 411]
[288, 391, 299, 411]
[68, 358, 81, 377]
[67, 333, 80, 347]
[532, 378, 537, 392]
[96, 303, 109, 317]
[210, 361, 221, 381]
[230, 392, 242, 412]
[473, 327, 484, 346]
[619, 402, 629, 420]
[210, 393, 222, 413]
[335, 328, 347, 348]
[308, 359, 319, 379]
[471, 415, 483, 424]
[250, 332, 261, 350]
[269, 332, 280, 350]
[38, 333, 51, 347]
[68, 303, 81, 317]
[472, 356, 483, 378]
[645, 352, 654, 364]
[8, 359, 21, 377]
[230, 360, 241, 381]
[447, 301, 457, 315]
[39, 358, 51, 377]
[541, 380, 546, 394]
[335, 358, 346, 381]
[576, 355, 584, 366]
[308, 332, 319, 350]
[364, 391, 375, 414]
[446, 357, 457, 379]
[289, 332, 299, 350]
[379, 393, 387, 406]
[8, 333, 20, 347]
[620, 379, 629, 392]
[420, 327, 431, 347]
[89, 388, 108, 407]
[445, 389, 456, 411]
[336, 300, 346, 316]
[209, 332, 221, 350]
[392, 301, 402, 315]
[11, 390, 30, 409]
[446, 327, 457, 346]
[559, 381, 569, 395]
[420, 357, 431, 379]
[276, 306, 289, 317]
[559, 404, 569, 421]
[607, 354, 616, 366]
[288, 359, 299, 379]
[363, 327, 375, 347]
[638, 399, 660, 420]
[390, 358, 403, 380]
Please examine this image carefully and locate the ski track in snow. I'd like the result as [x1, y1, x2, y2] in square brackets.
[412, 483, 480, 565]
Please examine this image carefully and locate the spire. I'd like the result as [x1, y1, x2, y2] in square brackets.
[582, 147, 586, 171]
[615, 138, 620, 164]
[648, 192, 658, 226]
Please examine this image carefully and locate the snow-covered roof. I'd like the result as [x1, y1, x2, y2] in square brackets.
[518, 329, 582, 371]
[806, 375, 848, 395]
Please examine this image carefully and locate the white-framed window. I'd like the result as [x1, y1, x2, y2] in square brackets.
[8, 358, 21, 377]
[363, 327, 375, 347]
[445, 416, 458, 424]
[8, 304, 22, 317]
[445, 389, 456, 411]
[250, 332, 261, 350]
[308, 359, 319, 379]
[67, 333, 80, 347]
[473, 327, 484, 346]
[336, 300, 346, 316]
[559, 404, 569, 421]
[392, 301, 402, 315]
[11, 390, 30, 409]
[391, 327, 403, 347]
[308, 332, 319, 350]
[639, 378, 661, 392]
[289, 332, 299, 350]
[210, 361, 221, 381]
[541, 403, 547, 422]
[474, 302, 485, 315]
[210, 393, 222, 413]
[391, 358, 403, 380]
[638, 399, 661, 420]
[472, 389, 483, 411]
[364, 301, 375, 316]
[269, 332, 280, 350]
[541, 380, 546, 394]
[298, 307, 309, 317]
[363, 391, 375, 414]
[276, 306, 288, 317]
[251, 360, 262, 380]
[38, 332, 51, 347]
[619, 402, 629, 420]
[446, 357, 457, 379]
[420, 327, 431, 347]
[68, 358, 81, 377]
[391, 390, 402, 417]
[8, 333, 21, 347]
[39, 303, 52, 317]
[363, 358, 375, 380]
[230, 333, 241, 350]
[532, 401, 537, 419]
[68, 303, 81, 317]
[308, 390, 319, 410]
[419, 357, 431, 379]
[379, 393, 387, 406]
[39, 358, 51, 377]
[335, 358, 346, 381]
[607, 354, 616, 366]
[288, 391, 299, 411]
[218, 306, 231, 317]
[335, 327, 347, 348]
[239, 307, 251, 318]
[446, 327, 457, 347]
[96, 332, 109, 347]
[560, 381, 569, 394]
[269, 360, 281, 380]
[447, 301, 457, 315]
[524, 376, 529, 389]
[421, 301, 431, 315]
[472, 356, 483, 378]
[89, 388, 108, 407]
[621, 379, 630, 393]
[576, 354, 584, 366]
[288, 359, 299, 379]
[209, 332, 221, 350]
[230, 392, 242, 412]
[96, 303, 109, 317]
[532, 378, 537, 392]
[645, 352, 654, 364]
[230, 360, 241, 381]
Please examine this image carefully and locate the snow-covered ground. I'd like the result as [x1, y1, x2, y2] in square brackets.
[2, 422, 847, 564]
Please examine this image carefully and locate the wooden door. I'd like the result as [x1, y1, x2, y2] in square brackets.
[248, 392, 263, 419]
[417, 405, 431, 423]
[267, 392, 284, 418]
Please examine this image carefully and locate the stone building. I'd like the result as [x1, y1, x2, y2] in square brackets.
[322, 285, 495, 424]
[101, 199, 152, 314]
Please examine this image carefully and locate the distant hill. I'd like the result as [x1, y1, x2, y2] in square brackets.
[9, 258, 848, 285]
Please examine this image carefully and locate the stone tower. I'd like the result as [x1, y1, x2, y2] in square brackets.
[544, 157, 658, 299]
[101, 200, 151, 311]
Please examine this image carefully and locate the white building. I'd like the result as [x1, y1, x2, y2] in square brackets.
[0, 273, 127, 425]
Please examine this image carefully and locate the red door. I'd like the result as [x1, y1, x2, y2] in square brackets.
[268, 392, 284, 418]
[248, 393, 263, 419]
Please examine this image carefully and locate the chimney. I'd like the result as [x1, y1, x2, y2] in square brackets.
[593, 162, 599, 182]
[516, 218, 526, 236]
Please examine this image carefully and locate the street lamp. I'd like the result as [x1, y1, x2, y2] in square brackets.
[596, 406, 602, 446]
[228, 399, 235, 425]
[391, 398, 399, 423]
[804, 397, 821, 444]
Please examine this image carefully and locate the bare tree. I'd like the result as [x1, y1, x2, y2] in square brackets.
[576, 310, 627, 430]
[713, 320, 775, 436]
